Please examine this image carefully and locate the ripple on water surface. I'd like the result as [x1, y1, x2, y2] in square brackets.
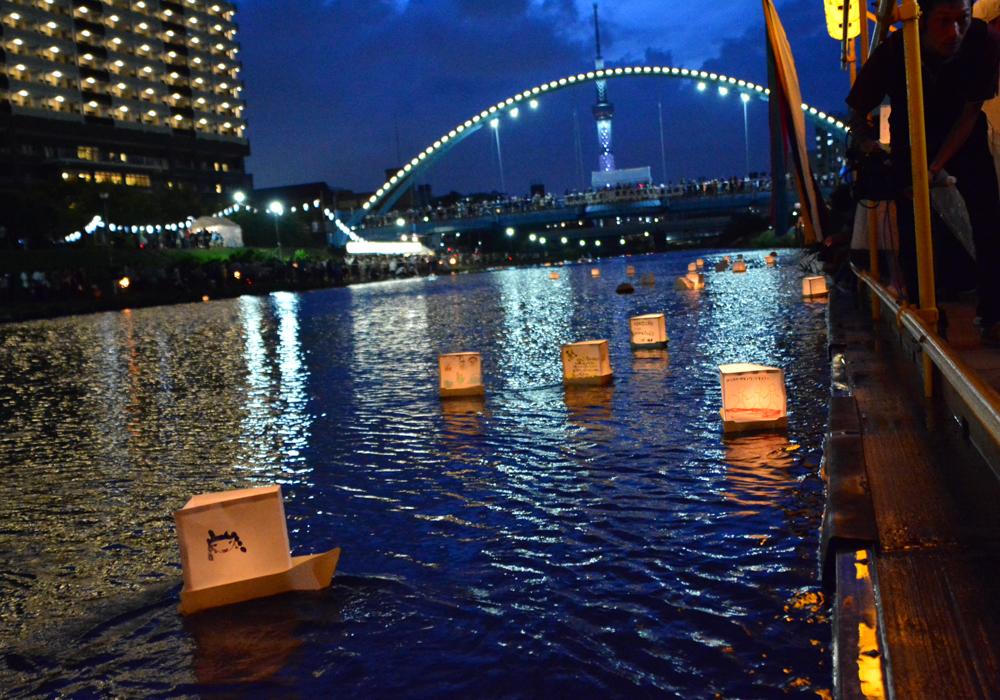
[0, 251, 831, 699]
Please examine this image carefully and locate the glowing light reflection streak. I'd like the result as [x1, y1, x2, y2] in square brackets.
[236, 294, 313, 475]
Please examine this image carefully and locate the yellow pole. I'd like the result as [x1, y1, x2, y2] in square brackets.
[900, 0, 938, 396]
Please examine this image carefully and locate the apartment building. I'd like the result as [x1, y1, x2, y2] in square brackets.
[0, 0, 251, 193]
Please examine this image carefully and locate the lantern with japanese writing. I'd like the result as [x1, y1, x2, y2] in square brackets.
[174, 485, 340, 615]
[439, 352, 485, 398]
[802, 276, 828, 297]
[718, 363, 788, 433]
[630, 313, 669, 349]
[562, 340, 614, 385]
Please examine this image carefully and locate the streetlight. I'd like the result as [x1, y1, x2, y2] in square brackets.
[99, 192, 109, 245]
[490, 117, 506, 195]
[268, 201, 283, 253]
[233, 191, 245, 204]
[741, 93, 751, 178]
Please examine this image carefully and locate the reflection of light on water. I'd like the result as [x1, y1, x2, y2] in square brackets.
[273, 292, 312, 474]
[494, 269, 574, 390]
[721, 433, 793, 513]
[236, 293, 313, 475]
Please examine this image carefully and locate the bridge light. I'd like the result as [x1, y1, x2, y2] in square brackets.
[509, 107, 518, 118]
[697, 82, 706, 91]
[268, 201, 283, 216]
[506, 228, 515, 236]
[529, 233, 536, 241]
[561, 237, 568, 244]
[741, 93, 751, 102]
[396, 217, 406, 226]
[580, 240, 585, 246]
[490, 118, 499, 128]
[718, 86, 728, 96]
[595, 241, 601, 246]
[401, 234, 408, 241]
[539, 237, 546, 244]
[530, 99, 538, 109]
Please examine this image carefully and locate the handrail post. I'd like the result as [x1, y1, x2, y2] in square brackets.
[900, 0, 938, 396]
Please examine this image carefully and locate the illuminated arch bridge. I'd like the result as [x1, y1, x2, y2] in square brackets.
[341, 65, 847, 236]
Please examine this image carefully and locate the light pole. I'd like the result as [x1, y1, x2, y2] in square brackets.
[269, 201, 283, 254]
[741, 93, 751, 178]
[490, 118, 506, 195]
[99, 192, 109, 245]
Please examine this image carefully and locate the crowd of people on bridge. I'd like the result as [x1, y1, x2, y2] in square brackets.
[357, 176, 780, 230]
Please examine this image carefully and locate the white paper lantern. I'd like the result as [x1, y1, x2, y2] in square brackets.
[765, 255, 776, 266]
[718, 363, 788, 433]
[439, 352, 484, 397]
[591, 268, 600, 277]
[630, 313, 669, 348]
[174, 485, 340, 615]
[688, 262, 698, 273]
[732, 260, 747, 273]
[802, 276, 828, 297]
[550, 271, 560, 279]
[562, 340, 613, 385]
[696, 259, 705, 268]
[626, 265, 636, 277]
[675, 276, 695, 290]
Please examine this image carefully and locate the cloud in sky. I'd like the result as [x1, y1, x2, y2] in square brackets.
[239, 0, 849, 196]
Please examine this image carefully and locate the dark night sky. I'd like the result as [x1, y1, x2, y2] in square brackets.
[237, 0, 852, 197]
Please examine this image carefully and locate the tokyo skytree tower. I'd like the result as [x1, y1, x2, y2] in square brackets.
[592, 3, 615, 172]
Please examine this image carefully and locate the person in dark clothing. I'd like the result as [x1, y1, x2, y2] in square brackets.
[846, 0, 1000, 339]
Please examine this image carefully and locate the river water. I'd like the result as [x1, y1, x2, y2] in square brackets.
[0, 250, 832, 699]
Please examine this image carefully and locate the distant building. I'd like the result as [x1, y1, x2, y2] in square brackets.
[811, 119, 848, 184]
[0, 0, 251, 194]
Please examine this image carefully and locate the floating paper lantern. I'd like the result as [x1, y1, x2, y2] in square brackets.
[688, 262, 697, 273]
[630, 313, 669, 348]
[626, 265, 636, 277]
[675, 276, 695, 290]
[765, 255, 776, 266]
[723, 256, 731, 263]
[686, 272, 706, 289]
[714, 260, 729, 272]
[802, 276, 828, 297]
[732, 260, 747, 273]
[562, 340, 613, 385]
[718, 363, 788, 433]
[174, 485, 340, 615]
[550, 271, 559, 279]
[696, 259, 705, 268]
[640, 272, 656, 286]
[591, 268, 600, 277]
[439, 351, 484, 397]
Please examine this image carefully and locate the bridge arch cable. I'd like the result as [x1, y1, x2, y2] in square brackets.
[345, 66, 848, 230]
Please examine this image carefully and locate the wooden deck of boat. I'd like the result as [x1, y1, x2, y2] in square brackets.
[829, 290, 1000, 699]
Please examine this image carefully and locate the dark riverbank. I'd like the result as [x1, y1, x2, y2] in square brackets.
[0, 246, 452, 324]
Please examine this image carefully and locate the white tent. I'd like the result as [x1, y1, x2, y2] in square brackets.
[190, 216, 243, 248]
